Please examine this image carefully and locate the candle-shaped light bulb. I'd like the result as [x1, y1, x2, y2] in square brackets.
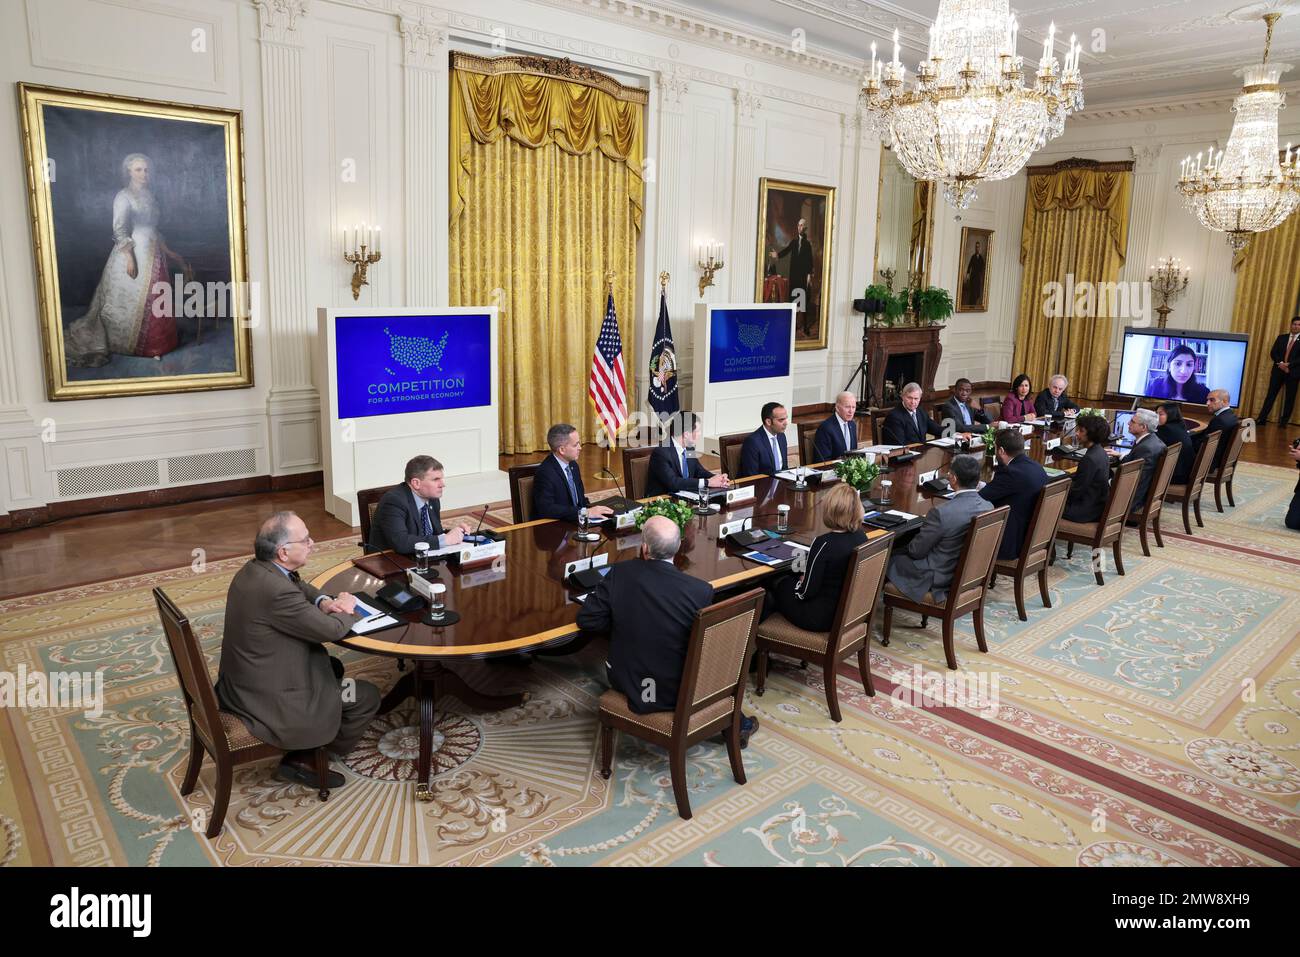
[870, 41, 877, 75]
[374, 226, 380, 255]
[893, 28, 900, 66]
[927, 25, 934, 62]
[1011, 16, 1018, 54]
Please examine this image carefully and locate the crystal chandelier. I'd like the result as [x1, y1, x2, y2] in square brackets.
[860, 0, 1083, 210]
[1175, 13, 1300, 252]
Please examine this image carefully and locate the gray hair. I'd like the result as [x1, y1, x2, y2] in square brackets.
[120, 152, 151, 185]
[901, 382, 922, 397]
[1050, 374, 1068, 387]
[641, 515, 681, 561]
[949, 454, 981, 490]
[546, 423, 577, 451]
[1131, 409, 1158, 433]
[254, 511, 298, 561]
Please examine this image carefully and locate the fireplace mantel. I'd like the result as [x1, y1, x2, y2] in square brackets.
[855, 324, 944, 405]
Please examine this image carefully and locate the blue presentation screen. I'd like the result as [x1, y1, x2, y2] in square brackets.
[335, 313, 491, 419]
[707, 307, 791, 383]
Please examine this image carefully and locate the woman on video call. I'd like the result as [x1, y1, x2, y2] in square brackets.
[1149, 343, 1210, 404]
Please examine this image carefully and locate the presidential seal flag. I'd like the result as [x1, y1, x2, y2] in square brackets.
[647, 288, 679, 418]
[588, 292, 627, 441]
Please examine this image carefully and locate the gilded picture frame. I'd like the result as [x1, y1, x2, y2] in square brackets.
[755, 178, 835, 352]
[956, 226, 993, 313]
[18, 83, 252, 400]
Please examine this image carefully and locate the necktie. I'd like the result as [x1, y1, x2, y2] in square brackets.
[911, 410, 919, 440]
[843, 420, 852, 451]
[680, 447, 689, 477]
[960, 403, 970, 426]
[1052, 396, 1058, 412]
[771, 435, 781, 471]
[564, 463, 578, 504]
[288, 570, 301, 584]
[1287, 335, 1297, 362]
[421, 503, 434, 537]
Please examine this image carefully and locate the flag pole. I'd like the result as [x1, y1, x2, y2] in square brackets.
[596, 270, 622, 485]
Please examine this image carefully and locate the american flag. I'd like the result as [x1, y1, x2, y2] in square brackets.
[588, 292, 627, 440]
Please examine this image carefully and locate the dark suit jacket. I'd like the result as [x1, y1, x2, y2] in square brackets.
[813, 414, 858, 462]
[370, 484, 445, 555]
[882, 405, 943, 446]
[979, 453, 1048, 560]
[1157, 422, 1195, 486]
[940, 396, 989, 429]
[1033, 388, 1080, 417]
[1268, 334, 1300, 380]
[216, 559, 361, 751]
[1122, 432, 1168, 513]
[739, 426, 788, 477]
[772, 529, 867, 632]
[774, 234, 814, 290]
[532, 454, 590, 523]
[1195, 408, 1239, 472]
[646, 443, 714, 497]
[1063, 444, 1110, 523]
[576, 559, 714, 713]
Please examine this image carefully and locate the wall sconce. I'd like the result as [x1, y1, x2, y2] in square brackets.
[343, 222, 381, 300]
[1148, 256, 1189, 329]
[696, 239, 725, 297]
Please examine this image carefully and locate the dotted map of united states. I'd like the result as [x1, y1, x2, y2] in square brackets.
[737, 320, 768, 351]
[385, 327, 448, 373]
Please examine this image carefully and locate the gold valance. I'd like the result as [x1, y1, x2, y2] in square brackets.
[1021, 164, 1133, 266]
[450, 53, 646, 229]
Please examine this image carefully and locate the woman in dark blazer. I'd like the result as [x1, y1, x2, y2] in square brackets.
[1063, 415, 1112, 523]
[1156, 402, 1195, 485]
[1148, 343, 1210, 404]
[764, 483, 867, 632]
[1001, 373, 1038, 424]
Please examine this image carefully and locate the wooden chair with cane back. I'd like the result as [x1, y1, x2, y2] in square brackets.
[1053, 458, 1144, 586]
[990, 477, 1071, 621]
[1164, 429, 1221, 535]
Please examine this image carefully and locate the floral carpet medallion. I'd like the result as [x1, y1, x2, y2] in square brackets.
[0, 463, 1297, 867]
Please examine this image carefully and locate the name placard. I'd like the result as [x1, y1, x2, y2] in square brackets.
[563, 552, 609, 578]
[719, 517, 752, 538]
[1044, 437, 1062, 450]
[614, 507, 642, 530]
[725, 485, 755, 505]
[457, 539, 506, 566]
[918, 469, 940, 487]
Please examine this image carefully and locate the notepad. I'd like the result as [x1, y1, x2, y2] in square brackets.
[350, 599, 399, 634]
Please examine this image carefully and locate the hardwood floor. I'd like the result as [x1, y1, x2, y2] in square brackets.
[2, 420, 1296, 601]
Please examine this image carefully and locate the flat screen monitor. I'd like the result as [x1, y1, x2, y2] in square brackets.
[334, 312, 492, 419]
[707, 307, 792, 383]
[1110, 410, 1137, 448]
[1117, 326, 1248, 407]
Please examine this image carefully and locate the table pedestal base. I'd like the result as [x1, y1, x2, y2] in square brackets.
[378, 661, 528, 800]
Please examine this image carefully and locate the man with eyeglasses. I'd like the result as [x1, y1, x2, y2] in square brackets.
[216, 510, 381, 789]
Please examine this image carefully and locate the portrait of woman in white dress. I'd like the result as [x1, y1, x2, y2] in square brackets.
[64, 153, 188, 367]
[20, 84, 252, 399]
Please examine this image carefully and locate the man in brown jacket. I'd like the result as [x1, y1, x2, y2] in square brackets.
[216, 511, 380, 788]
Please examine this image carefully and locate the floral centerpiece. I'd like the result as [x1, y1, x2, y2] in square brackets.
[833, 456, 881, 497]
[862, 283, 906, 327]
[634, 497, 695, 531]
[978, 424, 999, 461]
[1076, 407, 1105, 420]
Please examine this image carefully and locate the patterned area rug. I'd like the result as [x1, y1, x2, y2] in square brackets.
[1, 464, 1297, 866]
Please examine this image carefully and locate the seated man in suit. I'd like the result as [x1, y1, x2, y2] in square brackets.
[813, 391, 860, 462]
[217, 511, 381, 788]
[882, 382, 948, 446]
[369, 455, 477, 555]
[533, 423, 615, 524]
[1195, 388, 1239, 473]
[940, 378, 990, 432]
[979, 429, 1049, 560]
[1034, 374, 1081, 418]
[646, 412, 731, 498]
[1120, 408, 1167, 514]
[887, 455, 992, 602]
[576, 515, 759, 745]
[739, 402, 790, 476]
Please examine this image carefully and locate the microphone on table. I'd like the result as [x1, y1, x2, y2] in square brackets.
[465, 506, 503, 543]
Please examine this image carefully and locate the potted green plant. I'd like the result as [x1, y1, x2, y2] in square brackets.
[634, 497, 695, 531]
[833, 456, 881, 501]
[978, 424, 999, 462]
[862, 283, 905, 327]
[914, 286, 954, 325]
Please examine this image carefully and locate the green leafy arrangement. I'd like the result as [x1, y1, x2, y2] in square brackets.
[863, 283, 906, 325]
[979, 425, 999, 458]
[914, 286, 954, 324]
[833, 456, 881, 492]
[634, 497, 696, 530]
[1077, 407, 1106, 420]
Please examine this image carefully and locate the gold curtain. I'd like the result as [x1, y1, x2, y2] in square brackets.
[1229, 213, 1300, 419]
[1012, 163, 1133, 400]
[449, 54, 645, 453]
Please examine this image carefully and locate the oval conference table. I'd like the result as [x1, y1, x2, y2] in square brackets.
[313, 413, 1201, 798]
